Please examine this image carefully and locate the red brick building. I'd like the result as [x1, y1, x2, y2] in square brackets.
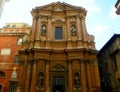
[0, 23, 31, 92]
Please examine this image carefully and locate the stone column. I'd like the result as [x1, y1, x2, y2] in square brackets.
[80, 16, 88, 48]
[45, 60, 50, 92]
[66, 16, 72, 49]
[91, 62, 95, 89]
[45, 16, 51, 49]
[94, 61, 101, 92]
[76, 15, 83, 48]
[25, 60, 32, 92]
[21, 55, 28, 92]
[30, 60, 38, 92]
[34, 16, 41, 48]
[30, 17, 37, 48]
[86, 62, 92, 92]
[81, 61, 87, 92]
[68, 60, 73, 92]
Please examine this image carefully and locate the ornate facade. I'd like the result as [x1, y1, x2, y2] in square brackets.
[17, 2, 100, 92]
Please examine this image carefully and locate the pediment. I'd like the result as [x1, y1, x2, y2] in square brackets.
[34, 2, 86, 12]
[50, 64, 67, 71]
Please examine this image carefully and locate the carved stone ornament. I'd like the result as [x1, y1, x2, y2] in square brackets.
[51, 64, 67, 71]
[54, 5, 63, 11]
[22, 34, 30, 43]
[74, 72, 80, 88]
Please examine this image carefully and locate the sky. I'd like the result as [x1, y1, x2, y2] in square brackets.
[0, 0, 120, 50]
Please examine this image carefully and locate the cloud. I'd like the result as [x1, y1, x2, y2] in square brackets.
[109, 5, 118, 19]
[67, 0, 101, 13]
[89, 24, 111, 36]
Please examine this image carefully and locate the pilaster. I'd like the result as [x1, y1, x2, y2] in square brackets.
[66, 16, 72, 49]
[86, 61, 92, 92]
[34, 16, 41, 48]
[30, 17, 37, 48]
[45, 60, 50, 92]
[25, 60, 32, 92]
[77, 15, 83, 48]
[80, 16, 88, 48]
[81, 61, 87, 92]
[68, 60, 73, 92]
[21, 55, 28, 92]
[45, 16, 52, 49]
[30, 59, 38, 92]
[31, 17, 37, 41]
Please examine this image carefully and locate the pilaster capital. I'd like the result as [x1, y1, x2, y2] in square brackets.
[45, 60, 50, 64]
[67, 60, 72, 64]
[47, 15, 52, 19]
[80, 59, 91, 64]
[28, 58, 38, 64]
[80, 16, 85, 20]
[66, 16, 70, 19]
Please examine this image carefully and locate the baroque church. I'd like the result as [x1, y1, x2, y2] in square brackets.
[13, 2, 101, 92]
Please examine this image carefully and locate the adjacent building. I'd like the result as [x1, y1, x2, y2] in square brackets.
[98, 34, 120, 92]
[13, 2, 101, 92]
[115, 0, 120, 15]
[0, 23, 31, 92]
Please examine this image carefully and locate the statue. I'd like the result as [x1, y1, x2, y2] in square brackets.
[11, 67, 17, 79]
[37, 72, 44, 88]
[71, 25, 77, 36]
[74, 72, 80, 88]
[41, 24, 46, 35]
[22, 33, 30, 43]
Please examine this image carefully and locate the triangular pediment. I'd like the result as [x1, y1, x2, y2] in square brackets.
[34, 1, 86, 12]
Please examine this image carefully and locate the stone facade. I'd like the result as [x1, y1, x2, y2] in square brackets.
[98, 34, 120, 92]
[0, 23, 31, 92]
[17, 2, 101, 92]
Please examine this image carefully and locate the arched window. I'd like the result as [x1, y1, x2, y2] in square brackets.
[0, 71, 6, 78]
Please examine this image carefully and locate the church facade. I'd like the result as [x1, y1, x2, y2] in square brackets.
[16, 2, 100, 92]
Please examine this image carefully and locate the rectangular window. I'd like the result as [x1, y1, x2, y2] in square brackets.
[1, 48, 11, 55]
[14, 55, 20, 65]
[55, 27, 63, 40]
[9, 83, 16, 92]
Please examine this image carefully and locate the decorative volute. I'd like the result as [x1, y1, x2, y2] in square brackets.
[28, 2, 95, 50]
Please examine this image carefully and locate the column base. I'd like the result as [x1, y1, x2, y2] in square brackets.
[34, 40, 40, 48]
[77, 40, 83, 48]
[67, 40, 72, 49]
[45, 39, 51, 49]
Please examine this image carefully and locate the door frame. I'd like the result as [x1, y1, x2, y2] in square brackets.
[50, 72, 67, 92]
